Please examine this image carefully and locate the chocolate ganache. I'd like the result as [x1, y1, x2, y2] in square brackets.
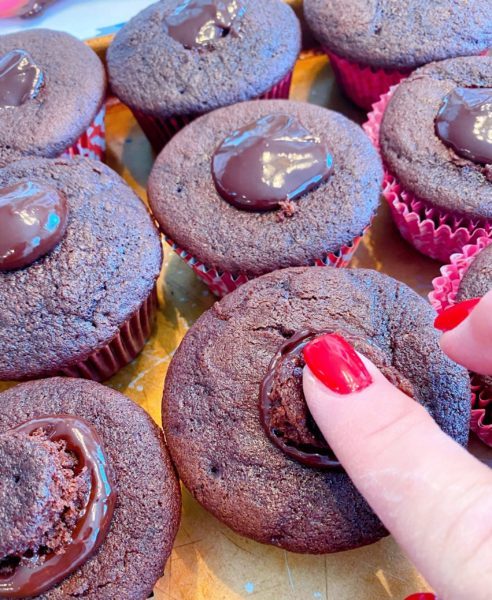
[260, 330, 341, 470]
[0, 50, 43, 108]
[435, 87, 492, 165]
[212, 114, 333, 211]
[260, 329, 417, 470]
[0, 180, 68, 271]
[0, 416, 116, 599]
[165, 0, 245, 49]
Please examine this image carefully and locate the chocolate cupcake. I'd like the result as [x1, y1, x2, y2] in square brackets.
[304, 0, 492, 110]
[364, 55, 492, 262]
[163, 267, 470, 553]
[0, 377, 181, 599]
[148, 99, 383, 296]
[0, 29, 106, 165]
[107, 0, 301, 151]
[430, 236, 492, 447]
[0, 157, 162, 382]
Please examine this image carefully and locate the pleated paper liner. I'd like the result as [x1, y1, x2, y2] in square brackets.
[165, 230, 367, 298]
[325, 49, 410, 111]
[61, 104, 106, 161]
[325, 49, 490, 112]
[59, 286, 158, 382]
[429, 237, 492, 447]
[132, 70, 294, 153]
[363, 87, 492, 263]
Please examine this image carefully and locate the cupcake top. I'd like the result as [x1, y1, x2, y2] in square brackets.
[0, 377, 180, 599]
[304, 0, 492, 70]
[0, 29, 105, 166]
[457, 242, 492, 301]
[107, 0, 301, 119]
[0, 157, 162, 380]
[380, 56, 492, 220]
[148, 99, 383, 277]
[163, 267, 470, 553]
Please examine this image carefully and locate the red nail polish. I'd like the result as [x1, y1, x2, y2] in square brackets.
[404, 594, 437, 600]
[434, 297, 481, 332]
[303, 333, 372, 394]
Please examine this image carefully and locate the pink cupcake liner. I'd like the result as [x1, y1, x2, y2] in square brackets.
[60, 105, 106, 161]
[325, 49, 410, 111]
[471, 373, 492, 447]
[133, 70, 294, 153]
[429, 237, 492, 312]
[326, 49, 489, 112]
[59, 286, 158, 382]
[363, 88, 492, 262]
[429, 237, 492, 446]
[165, 230, 367, 298]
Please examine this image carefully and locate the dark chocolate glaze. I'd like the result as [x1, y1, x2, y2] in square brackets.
[0, 180, 68, 272]
[0, 49, 43, 108]
[260, 330, 341, 470]
[0, 416, 116, 599]
[164, 0, 245, 49]
[212, 114, 333, 211]
[436, 87, 492, 165]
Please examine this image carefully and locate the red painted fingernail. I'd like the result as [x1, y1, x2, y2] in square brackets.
[434, 297, 481, 332]
[404, 594, 437, 600]
[303, 333, 373, 394]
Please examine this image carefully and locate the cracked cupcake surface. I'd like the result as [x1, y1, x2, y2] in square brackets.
[260, 329, 416, 469]
[0, 378, 181, 599]
[0, 428, 89, 563]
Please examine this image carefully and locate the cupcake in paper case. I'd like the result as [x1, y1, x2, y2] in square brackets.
[163, 267, 470, 553]
[364, 55, 492, 262]
[148, 99, 383, 297]
[0, 157, 162, 382]
[430, 237, 492, 447]
[0, 377, 181, 599]
[303, 0, 492, 110]
[0, 29, 106, 164]
[107, 0, 301, 153]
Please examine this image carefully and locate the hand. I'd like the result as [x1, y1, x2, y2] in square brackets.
[302, 291, 492, 600]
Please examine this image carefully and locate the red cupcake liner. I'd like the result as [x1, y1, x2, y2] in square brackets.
[60, 105, 106, 161]
[429, 237, 492, 446]
[59, 286, 158, 382]
[325, 49, 410, 111]
[165, 230, 367, 298]
[363, 88, 492, 262]
[133, 70, 294, 153]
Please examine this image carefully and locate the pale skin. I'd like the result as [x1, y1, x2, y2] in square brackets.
[303, 290, 492, 600]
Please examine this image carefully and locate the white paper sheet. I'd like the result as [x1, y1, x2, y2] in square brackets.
[0, 0, 156, 39]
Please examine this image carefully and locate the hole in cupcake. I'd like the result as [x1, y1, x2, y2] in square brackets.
[164, 0, 246, 50]
[260, 330, 416, 470]
[209, 464, 221, 477]
[0, 416, 116, 597]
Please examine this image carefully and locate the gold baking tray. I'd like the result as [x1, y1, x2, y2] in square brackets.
[1, 7, 491, 599]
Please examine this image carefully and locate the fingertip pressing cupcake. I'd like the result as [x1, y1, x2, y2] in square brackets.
[0, 157, 162, 382]
[304, 0, 492, 110]
[163, 266, 470, 553]
[431, 236, 492, 447]
[107, 0, 301, 151]
[0, 29, 106, 164]
[0, 377, 180, 599]
[148, 98, 383, 296]
[364, 55, 492, 262]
